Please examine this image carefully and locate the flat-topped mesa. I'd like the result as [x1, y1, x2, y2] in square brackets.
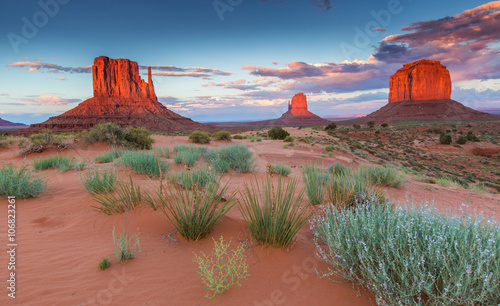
[93, 56, 157, 101]
[389, 59, 451, 103]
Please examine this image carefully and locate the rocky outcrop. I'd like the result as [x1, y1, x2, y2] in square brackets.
[389, 59, 451, 103]
[20, 56, 216, 134]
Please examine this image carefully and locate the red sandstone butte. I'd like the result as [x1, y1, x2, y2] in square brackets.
[21, 56, 216, 134]
[389, 59, 451, 103]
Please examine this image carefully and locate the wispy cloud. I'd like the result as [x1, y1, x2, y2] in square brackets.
[19, 95, 81, 106]
[144, 65, 232, 78]
[310, 0, 332, 12]
[7, 61, 91, 73]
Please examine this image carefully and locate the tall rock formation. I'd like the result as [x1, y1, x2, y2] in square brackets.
[22, 56, 216, 134]
[244, 92, 331, 126]
[389, 59, 451, 103]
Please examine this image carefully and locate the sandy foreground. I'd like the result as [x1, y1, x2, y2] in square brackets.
[1, 131, 499, 305]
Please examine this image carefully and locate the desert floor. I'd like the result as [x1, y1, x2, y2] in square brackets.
[1, 128, 499, 305]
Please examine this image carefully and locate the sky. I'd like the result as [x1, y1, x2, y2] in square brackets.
[0, 0, 499, 124]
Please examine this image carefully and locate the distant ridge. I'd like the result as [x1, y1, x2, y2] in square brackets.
[0, 118, 28, 130]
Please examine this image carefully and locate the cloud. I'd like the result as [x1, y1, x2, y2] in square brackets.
[18, 95, 81, 106]
[373, 1, 500, 82]
[202, 78, 260, 91]
[7, 61, 91, 73]
[310, 0, 332, 12]
[143, 65, 232, 78]
[374, 28, 386, 32]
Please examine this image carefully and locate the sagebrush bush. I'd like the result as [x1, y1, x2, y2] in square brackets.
[193, 236, 248, 300]
[283, 135, 294, 142]
[465, 131, 480, 142]
[213, 130, 231, 141]
[302, 165, 330, 205]
[189, 131, 212, 144]
[232, 135, 244, 140]
[155, 178, 237, 241]
[239, 174, 313, 248]
[312, 202, 500, 305]
[367, 121, 375, 128]
[84, 123, 154, 149]
[267, 127, 290, 140]
[80, 165, 117, 194]
[324, 123, 337, 131]
[124, 127, 154, 149]
[204, 145, 255, 173]
[439, 134, 452, 144]
[112, 223, 141, 263]
[456, 136, 467, 144]
[0, 163, 47, 198]
[119, 150, 168, 177]
[18, 129, 73, 155]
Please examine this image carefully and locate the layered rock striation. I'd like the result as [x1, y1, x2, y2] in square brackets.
[22, 56, 216, 133]
[389, 59, 451, 103]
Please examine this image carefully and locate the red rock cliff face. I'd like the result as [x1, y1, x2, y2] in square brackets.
[288, 92, 314, 116]
[93, 56, 157, 101]
[389, 59, 451, 103]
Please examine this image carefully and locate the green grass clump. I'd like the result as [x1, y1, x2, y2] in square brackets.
[267, 127, 290, 140]
[92, 176, 144, 215]
[80, 166, 117, 194]
[436, 176, 462, 188]
[189, 131, 212, 144]
[119, 150, 168, 178]
[213, 130, 232, 141]
[154, 147, 171, 158]
[204, 145, 255, 173]
[270, 164, 292, 176]
[193, 236, 248, 301]
[239, 174, 313, 248]
[232, 135, 244, 140]
[327, 162, 349, 176]
[0, 163, 47, 198]
[366, 166, 406, 188]
[94, 149, 121, 163]
[32, 154, 79, 172]
[97, 258, 111, 270]
[169, 167, 219, 190]
[302, 165, 330, 205]
[155, 178, 237, 241]
[312, 202, 500, 305]
[112, 223, 141, 263]
[174, 151, 200, 167]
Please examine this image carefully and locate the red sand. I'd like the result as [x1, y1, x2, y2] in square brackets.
[0, 132, 498, 305]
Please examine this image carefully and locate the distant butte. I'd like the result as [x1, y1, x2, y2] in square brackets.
[338, 59, 497, 124]
[243, 92, 331, 126]
[20, 56, 216, 134]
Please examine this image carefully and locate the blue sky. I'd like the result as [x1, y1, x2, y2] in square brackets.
[1, 0, 499, 124]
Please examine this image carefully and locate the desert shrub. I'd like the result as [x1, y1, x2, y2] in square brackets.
[311, 202, 500, 305]
[119, 150, 168, 178]
[456, 136, 467, 145]
[353, 124, 361, 129]
[232, 134, 244, 140]
[173, 144, 208, 155]
[92, 176, 144, 215]
[0, 163, 47, 198]
[381, 123, 388, 128]
[189, 131, 212, 144]
[124, 127, 154, 149]
[84, 123, 153, 149]
[269, 164, 292, 176]
[169, 167, 218, 190]
[439, 134, 452, 145]
[366, 166, 406, 188]
[213, 130, 231, 141]
[174, 151, 199, 167]
[97, 258, 111, 270]
[193, 236, 248, 301]
[283, 135, 294, 142]
[436, 176, 462, 188]
[204, 145, 255, 173]
[94, 149, 121, 163]
[80, 166, 117, 194]
[267, 127, 290, 140]
[324, 123, 337, 131]
[302, 165, 330, 205]
[465, 131, 480, 142]
[367, 121, 375, 128]
[239, 174, 313, 248]
[112, 223, 141, 263]
[154, 147, 171, 158]
[32, 154, 79, 172]
[18, 129, 72, 155]
[156, 178, 237, 241]
[327, 162, 349, 176]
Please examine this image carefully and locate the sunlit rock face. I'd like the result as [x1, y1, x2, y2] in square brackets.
[389, 59, 451, 103]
